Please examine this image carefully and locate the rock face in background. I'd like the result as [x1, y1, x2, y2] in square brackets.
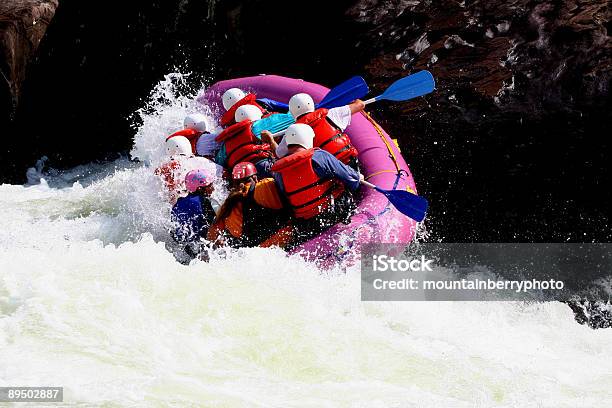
[214, 0, 611, 242]
[349, 0, 609, 113]
[342, 0, 611, 241]
[0, 0, 58, 124]
[1, 0, 216, 178]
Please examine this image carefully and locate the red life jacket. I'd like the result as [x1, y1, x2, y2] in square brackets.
[154, 159, 183, 203]
[154, 159, 180, 190]
[271, 148, 344, 220]
[215, 120, 272, 168]
[166, 129, 201, 154]
[296, 108, 358, 164]
[220, 93, 268, 127]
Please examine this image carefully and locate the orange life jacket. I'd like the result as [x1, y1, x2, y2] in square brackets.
[296, 108, 358, 164]
[166, 128, 201, 154]
[215, 120, 272, 168]
[271, 148, 344, 220]
[207, 182, 289, 248]
[220, 93, 268, 127]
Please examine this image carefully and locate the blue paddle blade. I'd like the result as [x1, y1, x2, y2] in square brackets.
[375, 187, 428, 222]
[256, 98, 289, 112]
[317, 76, 369, 109]
[377, 70, 435, 102]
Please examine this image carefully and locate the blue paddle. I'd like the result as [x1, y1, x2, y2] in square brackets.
[361, 180, 428, 222]
[265, 76, 370, 139]
[317, 76, 369, 109]
[256, 76, 368, 113]
[364, 70, 435, 106]
[257, 98, 289, 112]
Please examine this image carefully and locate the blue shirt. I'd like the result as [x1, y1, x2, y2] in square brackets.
[251, 113, 295, 137]
[274, 149, 360, 194]
[171, 194, 216, 243]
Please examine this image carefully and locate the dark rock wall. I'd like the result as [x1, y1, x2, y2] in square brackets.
[342, 0, 611, 241]
[212, 0, 361, 82]
[1, 0, 610, 243]
[2, 0, 217, 179]
[0, 0, 58, 124]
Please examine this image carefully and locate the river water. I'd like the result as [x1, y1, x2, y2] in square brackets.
[1, 74, 610, 407]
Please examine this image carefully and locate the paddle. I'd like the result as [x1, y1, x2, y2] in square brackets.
[267, 71, 434, 142]
[363, 70, 435, 106]
[316, 76, 369, 109]
[361, 180, 428, 222]
[265, 76, 369, 139]
[255, 76, 369, 116]
[256, 98, 289, 112]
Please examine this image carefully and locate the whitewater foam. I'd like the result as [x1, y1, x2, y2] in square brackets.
[1, 73, 611, 407]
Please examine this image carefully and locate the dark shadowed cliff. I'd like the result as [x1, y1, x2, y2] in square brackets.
[0, 0, 58, 125]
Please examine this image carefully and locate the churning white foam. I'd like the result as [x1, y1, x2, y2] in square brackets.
[1, 73, 611, 407]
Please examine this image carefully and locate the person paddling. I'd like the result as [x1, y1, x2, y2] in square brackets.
[269, 94, 365, 170]
[215, 105, 276, 178]
[207, 162, 292, 248]
[220, 87, 291, 127]
[220, 88, 270, 127]
[155, 136, 194, 202]
[271, 124, 363, 243]
[166, 113, 212, 155]
[156, 136, 224, 203]
[171, 169, 217, 260]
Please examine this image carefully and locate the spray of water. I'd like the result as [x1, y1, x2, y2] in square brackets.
[0, 73, 611, 407]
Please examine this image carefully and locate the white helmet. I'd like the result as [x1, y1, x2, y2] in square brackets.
[284, 124, 315, 150]
[183, 113, 208, 133]
[166, 136, 192, 156]
[235, 104, 262, 123]
[222, 88, 247, 111]
[288, 93, 315, 118]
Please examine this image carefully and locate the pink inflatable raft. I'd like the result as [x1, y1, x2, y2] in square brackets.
[199, 75, 419, 266]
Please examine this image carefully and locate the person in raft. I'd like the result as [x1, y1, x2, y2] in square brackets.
[214, 105, 276, 178]
[171, 169, 217, 259]
[220, 88, 269, 128]
[156, 136, 224, 203]
[271, 123, 363, 242]
[265, 93, 365, 171]
[220, 88, 288, 128]
[166, 113, 212, 155]
[207, 162, 292, 248]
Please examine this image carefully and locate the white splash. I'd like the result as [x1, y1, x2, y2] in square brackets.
[0, 73, 611, 407]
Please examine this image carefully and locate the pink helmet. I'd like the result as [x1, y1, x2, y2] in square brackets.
[185, 169, 212, 193]
[232, 162, 257, 180]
